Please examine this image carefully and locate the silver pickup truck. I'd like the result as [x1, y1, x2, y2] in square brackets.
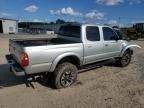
[6, 23, 141, 89]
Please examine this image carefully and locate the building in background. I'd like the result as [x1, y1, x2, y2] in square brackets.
[0, 18, 18, 34]
[18, 21, 80, 34]
[29, 24, 61, 34]
[18, 22, 62, 34]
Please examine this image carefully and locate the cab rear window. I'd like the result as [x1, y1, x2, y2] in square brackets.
[58, 25, 81, 38]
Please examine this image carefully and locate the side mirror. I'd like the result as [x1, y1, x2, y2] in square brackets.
[111, 36, 119, 41]
[123, 37, 130, 42]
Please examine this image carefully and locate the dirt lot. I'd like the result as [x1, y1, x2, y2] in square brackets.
[0, 35, 144, 108]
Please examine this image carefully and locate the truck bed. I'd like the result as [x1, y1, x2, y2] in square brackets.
[12, 38, 81, 47]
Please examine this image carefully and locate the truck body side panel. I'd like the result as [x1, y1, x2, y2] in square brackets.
[10, 41, 83, 74]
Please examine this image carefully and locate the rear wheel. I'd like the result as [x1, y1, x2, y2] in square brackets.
[52, 62, 78, 89]
[117, 50, 132, 67]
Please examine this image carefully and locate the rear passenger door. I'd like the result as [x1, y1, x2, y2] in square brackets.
[102, 27, 121, 59]
[84, 26, 104, 64]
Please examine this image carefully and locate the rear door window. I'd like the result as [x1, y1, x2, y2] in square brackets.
[86, 26, 100, 41]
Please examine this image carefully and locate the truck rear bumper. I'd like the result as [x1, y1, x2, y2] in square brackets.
[5, 55, 25, 76]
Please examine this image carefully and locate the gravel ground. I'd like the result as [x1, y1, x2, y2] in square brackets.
[0, 35, 144, 108]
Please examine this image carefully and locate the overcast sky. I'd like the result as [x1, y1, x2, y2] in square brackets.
[0, 0, 144, 25]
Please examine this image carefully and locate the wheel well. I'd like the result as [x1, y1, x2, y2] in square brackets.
[127, 48, 133, 55]
[123, 48, 133, 56]
[125, 48, 130, 52]
[126, 48, 132, 53]
[57, 56, 81, 69]
[120, 48, 132, 57]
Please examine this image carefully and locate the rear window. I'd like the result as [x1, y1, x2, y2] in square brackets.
[58, 25, 81, 38]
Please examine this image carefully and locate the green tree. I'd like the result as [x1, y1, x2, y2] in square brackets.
[56, 19, 65, 24]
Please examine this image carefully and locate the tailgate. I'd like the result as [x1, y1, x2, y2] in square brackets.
[9, 39, 24, 64]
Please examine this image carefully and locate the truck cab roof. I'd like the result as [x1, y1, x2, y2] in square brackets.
[61, 23, 109, 28]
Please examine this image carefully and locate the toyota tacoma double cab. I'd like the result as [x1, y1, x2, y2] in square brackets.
[6, 23, 141, 89]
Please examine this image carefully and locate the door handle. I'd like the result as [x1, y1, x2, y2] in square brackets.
[105, 44, 108, 47]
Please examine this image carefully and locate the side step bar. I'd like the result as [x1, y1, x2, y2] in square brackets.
[79, 59, 113, 73]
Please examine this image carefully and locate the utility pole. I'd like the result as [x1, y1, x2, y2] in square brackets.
[118, 17, 121, 27]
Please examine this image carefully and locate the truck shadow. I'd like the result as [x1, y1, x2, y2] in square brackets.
[0, 63, 122, 89]
[0, 64, 52, 89]
[0, 63, 103, 89]
[0, 64, 25, 89]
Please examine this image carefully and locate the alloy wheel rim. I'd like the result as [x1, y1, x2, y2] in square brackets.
[122, 54, 130, 65]
[60, 71, 76, 87]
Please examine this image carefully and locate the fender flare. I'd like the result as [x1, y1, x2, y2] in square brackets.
[120, 44, 141, 57]
[49, 52, 82, 72]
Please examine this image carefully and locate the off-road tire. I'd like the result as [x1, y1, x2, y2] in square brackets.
[52, 62, 78, 89]
[117, 50, 132, 67]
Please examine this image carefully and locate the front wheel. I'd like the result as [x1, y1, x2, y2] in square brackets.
[52, 62, 78, 89]
[117, 51, 132, 67]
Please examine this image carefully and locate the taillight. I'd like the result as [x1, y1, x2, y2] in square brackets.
[20, 52, 29, 67]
